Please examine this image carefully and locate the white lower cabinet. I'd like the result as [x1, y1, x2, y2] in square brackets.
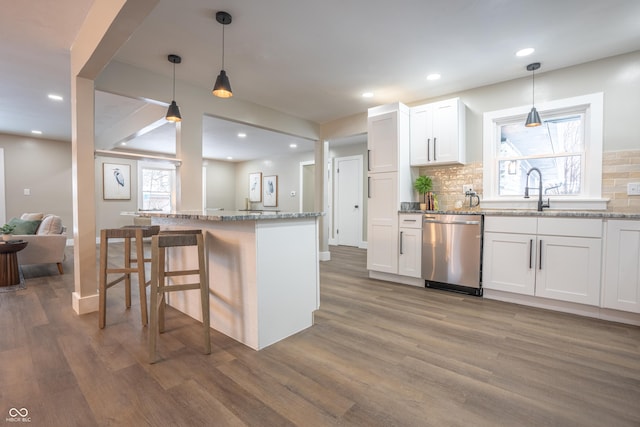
[483, 216, 602, 306]
[398, 214, 422, 278]
[367, 172, 398, 273]
[603, 220, 640, 313]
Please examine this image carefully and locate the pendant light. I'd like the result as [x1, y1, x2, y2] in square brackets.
[166, 54, 182, 122]
[212, 11, 233, 98]
[525, 62, 541, 127]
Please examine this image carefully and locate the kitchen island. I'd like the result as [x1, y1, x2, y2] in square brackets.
[140, 210, 323, 350]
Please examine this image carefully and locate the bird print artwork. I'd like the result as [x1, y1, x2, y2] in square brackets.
[113, 168, 125, 187]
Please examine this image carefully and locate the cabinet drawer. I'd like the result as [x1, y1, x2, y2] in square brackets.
[484, 216, 537, 234]
[399, 214, 423, 229]
[537, 217, 602, 238]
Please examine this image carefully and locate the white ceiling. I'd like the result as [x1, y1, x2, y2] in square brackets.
[2, 0, 640, 161]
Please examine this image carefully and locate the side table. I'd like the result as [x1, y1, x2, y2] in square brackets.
[0, 240, 28, 287]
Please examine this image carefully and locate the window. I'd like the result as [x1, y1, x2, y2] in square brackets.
[138, 162, 176, 212]
[483, 93, 604, 210]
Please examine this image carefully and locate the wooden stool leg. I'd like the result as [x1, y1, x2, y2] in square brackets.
[135, 230, 148, 326]
[124, 236, 132, 309]
[98, 230, 108, 329]
[197, 234, 211, 354]
[149, 235, 160, 363]
[158, 246, 166, 334]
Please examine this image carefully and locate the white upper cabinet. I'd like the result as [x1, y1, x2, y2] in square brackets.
[410, 98, 466, 166]
[367, 103, 410, 174]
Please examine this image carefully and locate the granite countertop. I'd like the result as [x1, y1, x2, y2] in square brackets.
[399, 209, 640, 220]
[138, 210, 324, 222]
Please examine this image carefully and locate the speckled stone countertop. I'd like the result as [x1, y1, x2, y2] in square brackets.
[399, 209, 640, 220]
[139, 210, 324, 222]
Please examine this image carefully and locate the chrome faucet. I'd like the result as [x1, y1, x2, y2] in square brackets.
[524, 167, 550, 212]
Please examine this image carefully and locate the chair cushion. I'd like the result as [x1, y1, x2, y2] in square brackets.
[21, 212, 44, 221]
[8, 217, 41, 235]
[37, 215, 63, 235]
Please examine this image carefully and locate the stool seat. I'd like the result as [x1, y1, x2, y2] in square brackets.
[149, 229, 211, 363]
[98, 225, 160, 329]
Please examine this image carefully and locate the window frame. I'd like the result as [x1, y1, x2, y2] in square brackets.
[482, 92, 605, 210]
[137, 161, 176, 212]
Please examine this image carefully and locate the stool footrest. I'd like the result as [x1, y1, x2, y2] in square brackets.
[159, 283, 202, 292]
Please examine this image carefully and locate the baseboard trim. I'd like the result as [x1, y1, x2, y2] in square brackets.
[72, 291, 99, 315]
[319, 251, 331, 262]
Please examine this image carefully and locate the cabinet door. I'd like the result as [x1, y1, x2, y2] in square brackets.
[535, 236, 601, 306]
[483, 232, 536, 295]
[398, 227, 422, 278]
[367, 172, 398, 273]
[603, 220, 640, 313]
[432, 99, 460, 164]
[409, 105, 433, 166]
[367, 111, 398, 173]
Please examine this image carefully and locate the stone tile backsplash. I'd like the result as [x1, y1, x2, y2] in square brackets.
[417, 149, 640, 213]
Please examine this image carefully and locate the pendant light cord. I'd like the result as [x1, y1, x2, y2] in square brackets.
[221, 25, 225, 70]
[172, 62, 176, 100]
[531, 68, 535, 106]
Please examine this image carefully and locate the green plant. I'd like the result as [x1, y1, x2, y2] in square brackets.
[413, 175, 433, 203]
[0, 223, 15, 234]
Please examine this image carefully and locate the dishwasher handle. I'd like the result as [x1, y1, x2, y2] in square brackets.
[423, 218, 481, 226]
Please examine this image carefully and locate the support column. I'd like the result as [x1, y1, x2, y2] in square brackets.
[70, 0, 158, 315]
[315, 140, 330, 261]
[71, 77, 99, 314]
[175, 106, 203, 211]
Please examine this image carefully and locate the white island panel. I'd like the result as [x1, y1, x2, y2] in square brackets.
[149, 213, 320, 350]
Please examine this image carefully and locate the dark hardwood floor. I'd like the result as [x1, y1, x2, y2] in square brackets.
[1, 244, 639, 426]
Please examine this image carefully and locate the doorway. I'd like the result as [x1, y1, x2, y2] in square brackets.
[334, 155, 363, 247]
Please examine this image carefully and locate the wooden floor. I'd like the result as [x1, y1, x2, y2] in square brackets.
[1, 244, 639, 426]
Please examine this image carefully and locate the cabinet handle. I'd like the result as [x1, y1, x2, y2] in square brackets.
[529, 239, 533, 269]
[367, 177, 371, 198]
[367, 149, 371, 171]
[539, 239, 543, 270]
[427, 138, 431, 161]
[433, 137, 437, 161]
[400, 231, 404, 255]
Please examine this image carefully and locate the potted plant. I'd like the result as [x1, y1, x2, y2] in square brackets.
[413, 175, 433, 210]
[1, 223, 15, 241]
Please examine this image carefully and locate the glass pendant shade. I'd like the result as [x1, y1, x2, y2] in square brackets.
[525, 107, 541, 127]
[212, 69, 233, 98]
[166, 100, 182, 122]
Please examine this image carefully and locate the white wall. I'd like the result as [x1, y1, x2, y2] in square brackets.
[320, 51, 640, 159]
[235, 150, 316, 212]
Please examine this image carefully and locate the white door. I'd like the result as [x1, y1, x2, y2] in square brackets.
[335, 156, 362, 247]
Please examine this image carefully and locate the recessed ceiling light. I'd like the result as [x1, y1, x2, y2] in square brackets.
[120, 142, 127, 146]
[362, 92, 374, 98]
[426, 73, 441, 81]
[516, 48, 535, 57]
[31, 130, 42, 135]
[48, 94, 63, 101]
[226, 156, 233, 160]
[237, 132, 246, 138]
[289, 143, 297, 148]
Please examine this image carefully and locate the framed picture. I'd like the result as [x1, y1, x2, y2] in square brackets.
[103, 163, 131, 200]
[263, 175, 278, 207]
[249, 172, 262, 202]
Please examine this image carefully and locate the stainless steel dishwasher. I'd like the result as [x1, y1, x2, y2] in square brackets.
[422, 214, 483, 296]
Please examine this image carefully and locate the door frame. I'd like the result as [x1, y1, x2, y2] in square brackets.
[299, 160, 315, 212]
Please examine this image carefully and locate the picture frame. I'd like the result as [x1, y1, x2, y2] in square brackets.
[103, 162, 131, 200]
[263, 175, 278, 207]
[249, 172, 262, 202]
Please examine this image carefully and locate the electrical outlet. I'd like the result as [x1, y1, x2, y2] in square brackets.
[628, 182, 640, 196]
[462, 184, 473, 194]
